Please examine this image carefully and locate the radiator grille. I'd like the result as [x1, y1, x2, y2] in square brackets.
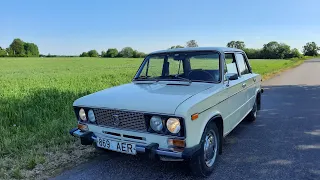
[94, 109, 147, 132]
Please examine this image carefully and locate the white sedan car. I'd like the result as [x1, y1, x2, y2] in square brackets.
[70, 47, 263, 176]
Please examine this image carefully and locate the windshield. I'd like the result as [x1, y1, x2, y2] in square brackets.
[134, 51, 221, 83]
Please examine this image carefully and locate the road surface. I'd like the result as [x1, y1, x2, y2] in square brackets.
[53, 59, 320, 180]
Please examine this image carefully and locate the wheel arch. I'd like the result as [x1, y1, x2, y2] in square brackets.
[203, 114, 224, 154]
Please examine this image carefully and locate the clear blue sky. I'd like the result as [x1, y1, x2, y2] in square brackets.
[1, 0, 319, 55]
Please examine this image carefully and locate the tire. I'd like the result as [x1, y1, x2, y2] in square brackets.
[189, 123, 220, 177]
[247, 98, 258, 122]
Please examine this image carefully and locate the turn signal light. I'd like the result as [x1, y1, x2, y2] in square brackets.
[78, 124, 88, 131]
[168, 139, 186, 148]
[191, 113, 199, 120]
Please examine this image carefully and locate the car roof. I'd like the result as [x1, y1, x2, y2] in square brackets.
[149, 47, 244, 55]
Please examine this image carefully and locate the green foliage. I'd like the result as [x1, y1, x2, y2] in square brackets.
[24, 43, 39, 57]
[88, 50, 99, 57]
[26, 158, 37, 170]
[169, 45, 184, 49]
[227, 41, 246, 50]
[261, 41, 294, 59]
[80, 52, 89, 57]
[119, 47, 134, 58]
[289, 48, 302, 58]
[106, 48, 119, 58]
[11, 168, 23, 179]
[9, 38, 25, 57]
[0, 47, 7, 57]
[186, 40, 198, 47]
[132, 50, 146, 58]
[244, 48, 262, 59]
[101, 50, 106, 57]
[3, 38, 40, 57]
[303, 42, 319, 56]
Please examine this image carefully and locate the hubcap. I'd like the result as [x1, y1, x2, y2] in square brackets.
[204, 130, 218, 167]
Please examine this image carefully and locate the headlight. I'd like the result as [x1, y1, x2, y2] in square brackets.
[150, 116, 163, 132]
[79, 108, 87, 121]
[166, 118, 181, 134]
[88, 109, 96, 122]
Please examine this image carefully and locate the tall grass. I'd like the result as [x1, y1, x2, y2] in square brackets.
[0, 57, 304, 179]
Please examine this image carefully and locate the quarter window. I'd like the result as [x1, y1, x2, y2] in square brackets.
[235, 53, 250, 75]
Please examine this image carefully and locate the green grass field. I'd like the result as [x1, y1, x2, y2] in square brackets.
[0, 57, 304, 179]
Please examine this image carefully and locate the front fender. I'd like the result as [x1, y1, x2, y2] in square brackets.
[184, 109, 222, 148]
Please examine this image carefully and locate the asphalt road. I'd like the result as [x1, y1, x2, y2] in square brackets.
[53, 59, 320, 180]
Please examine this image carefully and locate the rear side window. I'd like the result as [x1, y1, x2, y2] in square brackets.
[235, 53, 250, 75]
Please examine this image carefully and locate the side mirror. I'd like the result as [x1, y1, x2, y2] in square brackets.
[225, 73, 238, 87]
[226, 73, 238, 80]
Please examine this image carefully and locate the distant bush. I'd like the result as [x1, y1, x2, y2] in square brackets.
[106, 48, 118, 58]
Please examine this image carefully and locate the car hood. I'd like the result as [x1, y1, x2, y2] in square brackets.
[73, 82, 216, 114]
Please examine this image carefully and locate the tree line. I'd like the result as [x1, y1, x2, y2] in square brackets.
[1, 39, 318, 59]
[80, 47, 146, 58]
[0, 38, 39, 57]
[226, 41, 319, 59]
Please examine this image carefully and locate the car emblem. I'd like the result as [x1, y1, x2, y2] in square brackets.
[112, 115, 120, 126]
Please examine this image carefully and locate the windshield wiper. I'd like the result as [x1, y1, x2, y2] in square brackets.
[167, 75, 192, 83]
[134, 76, 159, 82]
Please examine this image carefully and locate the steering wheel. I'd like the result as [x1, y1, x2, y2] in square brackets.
[187, 70, 216, 81]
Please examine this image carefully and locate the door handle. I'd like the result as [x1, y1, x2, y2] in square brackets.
[242, 83, 246, 88]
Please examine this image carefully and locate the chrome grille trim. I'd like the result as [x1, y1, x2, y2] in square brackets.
[93, 109, 147, 132]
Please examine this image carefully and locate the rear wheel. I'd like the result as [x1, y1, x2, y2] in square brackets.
[247, 98, 258, 122]
[189, 123, 220, 177]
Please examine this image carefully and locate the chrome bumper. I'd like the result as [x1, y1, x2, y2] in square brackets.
[71, 129, 183, 158]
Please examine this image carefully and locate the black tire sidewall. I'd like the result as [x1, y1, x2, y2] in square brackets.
[190, 122, 220, 177]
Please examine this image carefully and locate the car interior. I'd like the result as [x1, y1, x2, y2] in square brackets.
[161, 56, 220, 82]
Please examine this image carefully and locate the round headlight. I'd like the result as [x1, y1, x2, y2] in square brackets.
[88, 109, 96, 122]
[150, 116, 163, 132]
[166, 118, 181, 134]
[79, 108, 87, 121]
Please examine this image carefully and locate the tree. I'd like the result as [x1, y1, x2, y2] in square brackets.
[303, 42, 319, 56]
[227, 41, 246, 50]
[169, 45, 184, 49]
[132, 50, 139, 58]
[244, 48, 262, 59]
[186, 40, 198, 47]
[106, 48, 118, 58]
[24, 43, 39, 57]
[0, 46, 7, 57]
[88, 50, 99, 57]
[101, 51, 106, 57]
[9, 38, 25, 56]
[278, 43, 291, 59]
[290, 48, 302, 58]
[261, 41, 291, 59]
[80, 52, 89, 57]
[119, 47, 134, 58]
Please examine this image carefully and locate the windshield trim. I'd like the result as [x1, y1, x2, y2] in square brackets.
[132, 50, 222, 84]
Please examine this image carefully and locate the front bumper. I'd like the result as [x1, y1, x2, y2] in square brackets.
[69, 128, 200, 160]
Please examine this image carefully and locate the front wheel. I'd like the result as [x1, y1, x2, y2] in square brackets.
[189, 123, 220, 177]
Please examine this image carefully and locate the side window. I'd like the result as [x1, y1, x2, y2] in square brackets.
[225, 53, 239, 75]
[235, 53, 249, 75]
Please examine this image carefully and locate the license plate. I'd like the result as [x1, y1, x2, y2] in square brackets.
[96, 137, 136, 155]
